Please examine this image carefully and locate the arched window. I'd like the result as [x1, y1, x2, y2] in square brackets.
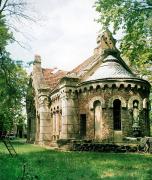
[113, 99, 121, 130]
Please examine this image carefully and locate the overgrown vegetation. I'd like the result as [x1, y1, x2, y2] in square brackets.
[0, 140, 152, 179]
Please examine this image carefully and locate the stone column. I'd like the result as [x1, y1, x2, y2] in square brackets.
[60, 90, 79, 139]
[52, 112, 56, 140]
[56, 111, 60, 139]
[60, 95, 68, 139]
[38, 95, 52, 145]
[59, 77, 79, 139]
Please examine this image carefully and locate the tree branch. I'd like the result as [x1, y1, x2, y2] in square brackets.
[0, 0, 2, 7]
[0, 0, 9, 14]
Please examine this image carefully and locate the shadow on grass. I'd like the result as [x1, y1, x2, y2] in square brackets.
[11, 139, 27, 145]
[0, 151, 100, 180]
[0, 140, 152, 180]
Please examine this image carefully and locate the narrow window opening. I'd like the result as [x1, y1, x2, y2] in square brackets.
[133, 100, 139, 108]
[113, 99, 121, 130]
[80, 114, 86, 138]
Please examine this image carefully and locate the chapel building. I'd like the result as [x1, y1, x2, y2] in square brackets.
[26, 30, 151, 146]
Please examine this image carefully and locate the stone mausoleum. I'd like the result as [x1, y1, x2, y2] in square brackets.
[26, 30, 151, 146]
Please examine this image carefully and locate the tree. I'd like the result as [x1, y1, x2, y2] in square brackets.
[0, 16, 12, 50]
[0, 0, 35, 47]
[0, 0, 29, 132]
[95, 0, 152, 75]
[0, 50, 28, 131]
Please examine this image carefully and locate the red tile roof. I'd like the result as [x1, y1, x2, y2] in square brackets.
[42, 68, 67, 89]
[41, 55, 97, 90]
[70, 55, 95, 75]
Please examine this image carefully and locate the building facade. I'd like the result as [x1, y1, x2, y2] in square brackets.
[27, 30, 151, 146]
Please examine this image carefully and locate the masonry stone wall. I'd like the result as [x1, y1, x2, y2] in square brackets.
[27, 77, 150, 145]
[27, 33, 151, 146]
[77, 81, 150, 142]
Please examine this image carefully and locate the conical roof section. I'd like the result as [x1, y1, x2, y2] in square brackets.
[84, 55, 135, 82]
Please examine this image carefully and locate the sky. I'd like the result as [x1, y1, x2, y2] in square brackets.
[7, 0, 101, 71]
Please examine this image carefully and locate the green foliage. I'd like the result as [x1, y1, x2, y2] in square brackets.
[0, 51, 28, 131]
[95, 0, 152, 72]
[0, 1, 29, 132]
[0, 140, 152, 179]
[0, 15, 13, 50]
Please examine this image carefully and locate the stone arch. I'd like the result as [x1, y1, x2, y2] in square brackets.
[127, 84, 131, 89]
[119, 84, 124, 89]
[103, 84, 108, 89]
[89, 96, 105, 110]
[108, 95, 127, 108]
[112, 84, 116, 89]
[75, 90, 78, 95]
[69, 89, 72, 94]
[128, 95, 143, 110]
[96, 85, 101, 90]
[89, 86, 94, 91]
[79, 88, 82, 93]
[83, 87, 88, 92]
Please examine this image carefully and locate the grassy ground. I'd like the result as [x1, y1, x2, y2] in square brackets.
[0, 139, 152, 180]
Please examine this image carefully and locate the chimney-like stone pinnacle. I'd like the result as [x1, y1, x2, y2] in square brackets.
[34, 55, 41, 64]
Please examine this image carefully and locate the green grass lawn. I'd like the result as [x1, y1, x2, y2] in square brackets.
[0, 139, 152, 180]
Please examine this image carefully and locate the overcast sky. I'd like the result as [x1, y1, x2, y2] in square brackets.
[8, 0, 101, 71]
